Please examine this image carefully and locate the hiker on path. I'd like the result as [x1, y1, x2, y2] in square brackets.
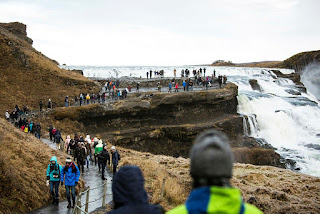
[98, 145, 110, 180]
[65, 135, 71, 154]
[46, 156, 62, 205]
[166, 129, 262, 214]
[95, 139, 104, 170]
[39, 100, 43, 112]
[107, 165, 164, 214]
[55, 130, 64, 151]
[60, 157, 80, 209]
[111, 146, 119, 176]
[35, 123, 41, 139]
[85, 139, 92, 169]
[65, 96, 69, 107]
[74, 142, 86, 173]
[49, 125, 53, 141]
[52, 127, 57, 142]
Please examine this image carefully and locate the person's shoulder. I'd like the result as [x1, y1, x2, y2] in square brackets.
[166, 204, 187, 214]
[244, 203, 263, 214]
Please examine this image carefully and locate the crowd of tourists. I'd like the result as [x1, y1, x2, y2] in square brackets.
[5, 104, 42, 139]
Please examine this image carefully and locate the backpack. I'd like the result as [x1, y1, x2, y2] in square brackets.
[117, 152, 121, 161]
[50, 164, 60, 179]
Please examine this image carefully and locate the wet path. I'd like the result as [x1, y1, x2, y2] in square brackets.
[29, 138, 113, 214]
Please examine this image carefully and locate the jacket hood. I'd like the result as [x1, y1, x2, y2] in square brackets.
[112, 166, 148, 208]
[50, 156, 58, 163]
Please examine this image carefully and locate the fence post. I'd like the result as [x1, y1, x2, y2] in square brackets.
[161, 177, 166, 199]
[72, 195, 79, 214]
[77, 193, 82, 214]
[85, 188, 90, 213]
[102, 181, 107, 207]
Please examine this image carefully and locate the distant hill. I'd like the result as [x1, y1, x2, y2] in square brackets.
[0, 22, 99, 113]
[211, 50, 320, 71]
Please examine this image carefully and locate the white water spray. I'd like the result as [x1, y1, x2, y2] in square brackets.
[301, 63, 320, 100]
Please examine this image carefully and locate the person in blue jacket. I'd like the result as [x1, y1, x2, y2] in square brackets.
[46, 156, 62, 205]
[108, 165, 164, 214]
[60, 157, 80, 208]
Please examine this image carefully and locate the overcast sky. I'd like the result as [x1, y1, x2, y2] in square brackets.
[1, 0, 319, 66]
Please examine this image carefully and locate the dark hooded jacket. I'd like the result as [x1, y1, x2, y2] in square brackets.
[108, 166, 164, 214]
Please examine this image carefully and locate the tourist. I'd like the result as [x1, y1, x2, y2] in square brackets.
[95, 139, 104, 169]
[175, 83, 179, 92]
[111, 146, 119, 176]
[29, 121, 34, 133]
[60, 157, 80, 209]
[54, 130, 64, 150]
[46, 156, 62, 205]
[166, 129, 262, 214]
[48, 99, 52, 109]
[39, 100, 43, 112]
[223, 75, 228, 84]
[5, 110, 10, 121]
[74, 142, 86, 173]
[65, 96, 69, 107]
[150, 70, 152, 78]
[137, 82, 140, 92]
[86, 94, 90, 105]
[35, 122, 41, 139]
[218, 75, 223, 88]
[99, 145, 110, 180]
[174, 69, 176, 78]
[182, 81, 186, 91]
[168, 82, 172, 93]
[146, 71, 149, 79]
[85, 140, 92, 168]
[107, 165, 164, 214]
[65, 135, 71, 154]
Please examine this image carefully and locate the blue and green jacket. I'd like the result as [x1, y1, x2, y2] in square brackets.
[166, 186, 262, 214]
[46, 156, 62, 182]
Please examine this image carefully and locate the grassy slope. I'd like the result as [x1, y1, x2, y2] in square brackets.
[0, 118, 85, 214]
[0, 24, 99, 113]
[110, 147, 320, 214]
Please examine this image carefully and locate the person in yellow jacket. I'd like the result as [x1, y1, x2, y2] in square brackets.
[166, 129, 262, 214]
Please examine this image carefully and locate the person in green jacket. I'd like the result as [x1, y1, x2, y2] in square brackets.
[46, 156, 62, 205]
[166, 129, 262, 214]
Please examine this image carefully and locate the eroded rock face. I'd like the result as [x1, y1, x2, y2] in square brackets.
[53, 83, 283, 166]
[0, 22, 33, 44]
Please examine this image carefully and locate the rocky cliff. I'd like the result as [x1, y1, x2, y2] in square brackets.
[283, 50, 320, 72]
[50, 84, 283, 167]
[0, 22, 99, 113]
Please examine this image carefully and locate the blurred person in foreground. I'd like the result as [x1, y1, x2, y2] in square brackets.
[107, 165, 164, 214]
[167, 129, 262, 214]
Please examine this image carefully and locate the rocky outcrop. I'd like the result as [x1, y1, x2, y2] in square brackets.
[249, 79, 262, 92]
[70, 69, 84, 75]
[0, 22, 33, 44]
[282, 50, 320, 72]
[52, 84, 284, 167]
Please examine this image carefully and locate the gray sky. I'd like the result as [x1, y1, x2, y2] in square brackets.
[1, 0, 319, 66]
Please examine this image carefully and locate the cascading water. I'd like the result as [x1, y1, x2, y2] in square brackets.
[63, 65, 320, 177]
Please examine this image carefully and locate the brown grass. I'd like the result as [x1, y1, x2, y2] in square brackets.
[0, 27, 99, 114]
[105, 147, 320, 213]
[0, 118, 84, 213]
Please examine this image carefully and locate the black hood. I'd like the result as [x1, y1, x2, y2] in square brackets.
[112, 166, 148, 208]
